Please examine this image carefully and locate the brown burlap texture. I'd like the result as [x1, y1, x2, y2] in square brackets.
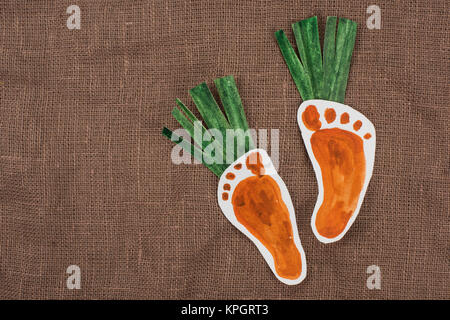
[0, 0, 448, 299]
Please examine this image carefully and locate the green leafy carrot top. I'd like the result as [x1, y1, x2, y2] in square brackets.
[275, 16, 357, 103]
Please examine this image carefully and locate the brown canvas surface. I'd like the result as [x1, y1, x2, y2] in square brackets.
[0, 0, 449, 299]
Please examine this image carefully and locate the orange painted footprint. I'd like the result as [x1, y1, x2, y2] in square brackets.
[218, 149, 307, 285]
[297, 100, 376, 243]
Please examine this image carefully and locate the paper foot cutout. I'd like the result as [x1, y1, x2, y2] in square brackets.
[298, 100, 376, 243]
[218, 149, 307, 285]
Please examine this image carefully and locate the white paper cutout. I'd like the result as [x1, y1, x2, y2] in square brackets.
[297, 100, 376, 243]
[217, 149, 307, 285]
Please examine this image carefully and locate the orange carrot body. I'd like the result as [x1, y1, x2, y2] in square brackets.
[226, 153, 302, 280]
[303, 105, 367, 239]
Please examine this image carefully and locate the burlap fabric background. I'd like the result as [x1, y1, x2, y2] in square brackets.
[0, 0, 448, 299]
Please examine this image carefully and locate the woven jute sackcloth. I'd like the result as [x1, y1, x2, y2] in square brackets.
[0, 0, 448, 299]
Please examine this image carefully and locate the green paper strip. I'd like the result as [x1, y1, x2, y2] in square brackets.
[275, 29, 314, 101]
[163, 76, 256, 176]
[162, 127, 223, 177]
[189, 82, 231, 135]
[321, 16, 337, 100]
[175, 98, 216, 147]
[189, 82, 231, 165]
[277, 16, 357, 103]
[171, 102, 227, 172]
[329, 18, 357, 103]
[171, 107, 205, 150]
[175, 98, 198, 123]
[292, 16, 323, 98]
[214, 75, 254, 156]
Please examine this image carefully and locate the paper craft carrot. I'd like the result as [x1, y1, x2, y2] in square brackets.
[162, 75, 307, 284]
[276, 17, 376, 243]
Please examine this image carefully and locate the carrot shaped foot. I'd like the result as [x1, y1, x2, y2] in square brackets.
[218, 149, 307, 285]
[298, 100, 376, 243]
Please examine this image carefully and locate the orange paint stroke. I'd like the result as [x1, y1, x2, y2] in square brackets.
[226, 172, 235, 180]
[245, 152, 265, 176]
[231, 152, 302, 280]
[311, 129, 366, 238]
[303, 106, 366, 239]
[364, 133, 372, 140]
[302, 105, 322, 131]
[340, 112, 350, 124]
[353, 120, 362, 131]
[325, 108, 336, 123]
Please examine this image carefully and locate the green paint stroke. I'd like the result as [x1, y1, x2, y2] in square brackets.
[277, 16, 357, 103]
[162, 76, 256, 176]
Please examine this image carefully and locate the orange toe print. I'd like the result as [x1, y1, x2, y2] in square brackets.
[325, 108, 336, 123]
[302, 105, 322, 131]
[340, 112, 350, 124]
[218, 149, 306, 284]
[226, 172, 235, 180]
[298, 100, 376, 243]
